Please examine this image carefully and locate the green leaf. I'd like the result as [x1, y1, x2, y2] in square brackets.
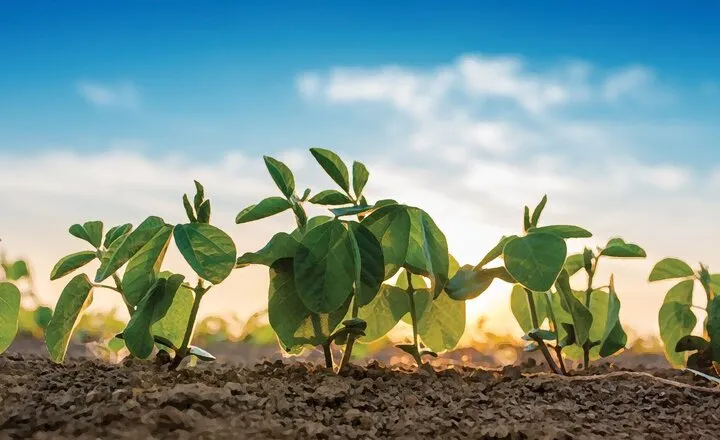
[1, 260, 30, 281]
[583, 247, 594, 273]
[352, 161, 369, 199]
[45, 275, 94, 363]
[268, 259, 348, 350]
[523, 206, 531, 232]
[294, 220, 355, 313]
[197, 199, 211, 224]
[189, 346, 216, 361]
[69, 221, 104, 249]
[193, 180, 205, 211]
[183, 194, 197, 222]
[0, 282, 21, 353]
[707, 296, 720, 362]
[554, 271, 592, 345]
[564, 254, 585, 277]
[525, 328, 556, 341]
[503, 233, 567, 292]
[308, 190, 353, 206]
[598, 278, 628, 357]
[236, 232, 299, 268]
[347, 222, 385, 307]
[475, 235, 518, 269]
[510, 285, 547, 334]
[33, 306, 53, 329]
[445, 266, 512, 301]
[123, 274, 185, 358]
[290, 216, 332, 241]
[649, 258, 695, 282]
[121, 225, 174, 306]
[362, 204, 411, 279]
[310, 147, 350, 193]
[405, 207, 449, 297]
[527, 225, 592, 239]
[710, 274, 720, 295]
[358, 285, 408, 342]
[658, 279, 696, 366]
[151, 278, 194, 350]
[530, 195, 547, 228]
[675, 335, 709, 352]
[103, 224, 132, 248]
[50, 251, 96, 280]
[95, 216, 167, 282]
[235, 197, 292, 224]
[601, 238, 646, 258]
[174, 223, 237, 284]
[418, 290, 466, 352]
[264, 156, 295, 198]
[330, 205, 374, 217]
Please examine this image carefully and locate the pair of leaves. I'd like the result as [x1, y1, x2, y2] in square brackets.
[309, 148, 369, 202]
[182, 181, 212, 223]
[361, 204, 449, 297]
[69, 221, 103, 249]
[0, 282, 21, 353]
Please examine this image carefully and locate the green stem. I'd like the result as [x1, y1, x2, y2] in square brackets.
[110, 273, 135, 318]
[525, 288, 561, 374]
[336, 296, 359, 374]
[405, 271, 423, 366]
[544, 292, 567, 375]
[169, 282, 206, 370]
[310, 313, 334, 368]
[583, 257, 598, 369]
[337, 226, 363, 374]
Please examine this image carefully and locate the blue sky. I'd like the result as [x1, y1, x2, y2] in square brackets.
[2, 2, 719, 337]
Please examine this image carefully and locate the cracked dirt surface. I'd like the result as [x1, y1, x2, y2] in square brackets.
[1, 354, 719, 439]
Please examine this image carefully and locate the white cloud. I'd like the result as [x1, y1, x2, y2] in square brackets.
[603, 66, 654, 101]
[76, 80, 139, 108]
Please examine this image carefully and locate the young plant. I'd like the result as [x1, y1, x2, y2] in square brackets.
[650, 258, 720, 373]
[445, 195, 592, 374]
[562, 238, 646, 368]
[1, 252, 52, 340]
[46, 181, 237, 368]
[235, 149, 385, 372]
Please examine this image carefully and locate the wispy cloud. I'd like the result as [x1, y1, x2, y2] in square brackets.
[76, 80, 139, 108]
[603, 66, 655, 101]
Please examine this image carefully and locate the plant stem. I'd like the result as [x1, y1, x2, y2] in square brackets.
[322, 342, 334, 369]
[544, 292, 567, 375]
[405, 271, 423, 366]
[310, 313, 334, 368]
[110, 273, 135, 318]
[525, 288, 561, 374]
[583, 257, 598, 369]
[336, 296, 360, 374]
[169, 282, 206, 370]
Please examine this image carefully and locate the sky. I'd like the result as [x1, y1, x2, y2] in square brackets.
[1, 1, 720, 340]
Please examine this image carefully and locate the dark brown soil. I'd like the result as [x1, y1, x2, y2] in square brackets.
[1, 354, 719, 440]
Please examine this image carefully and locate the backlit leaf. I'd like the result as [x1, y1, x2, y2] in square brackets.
[264, 156, 295, 198]
[50, 251, 96, 281]
[601, 238, 646, 258]
[358, 285, 408, 342]
[236, 232, 299, 268]
[475, 235, 517, 269]
[530, 195, 547, 227]
[564, 254, 585, 277]
[649, 258, 695, 282]
[347, 222, 385, 306]
[174, 223, 237, 284]
[310, 147, 350, 192]
[309, 190, 353, 206]
[45, 275, 94, 363]
[352, 161, 369, 199]
[418, 290, 465, 352]
[658, 280, 696, 366]
[0, 282, 21, 353]
[510, 284, 547, 334]
[405, 207, 449, 297]
[527, 225, 592, 239]
[69, 221, 104, 249]
[503, 233, 567, 292]
[151, 281, 194, 350]
[362, 204, 411, 279]
[555, 270, 592, 346]
[95, 216, 167, 282]
[103, 223, 132, 248]
[121, 225, 173, 306]
[235, 197, 292, 224]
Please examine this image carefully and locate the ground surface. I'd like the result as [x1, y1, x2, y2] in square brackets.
[1, 352, 720, 439]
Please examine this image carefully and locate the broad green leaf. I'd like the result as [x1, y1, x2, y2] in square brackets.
[503, 233, 567, 292]
[352, 161, 369, 199]
[236, 232, 299, 268]
[649, 258, 694, 282]
[95, 216, 167, 282]
[290, 216, 332, 240]
[362, 204, 411, 279]
[268, 259, 348, 350]
[554, 271, 592, 345]
[294, 220, 355, 313]
[174, 223, 237, 284]
[598, 279, 627, 357]
[308, 190, 353, 206]
[235, 197, 292, 224]
[527, 225, 592, 239]
[510, 284, 547, 334]
[69, 221, 103, 248]
[152, 280, 194, 349]
[707, 296, 720, 362]
[123, 274, 185, 358]
[0, 282, 21, 353]
[446, 266, 512, 301]
[45, 275, 94, 362]
[601, 238, 646, 258]
[475, 235, 517, 269]
[50, 251, 96, 280]
[675, 335, 709, 352]
[330, 205, 374, 217]
[104, 223, 133, 248]
[418, 290, 466, 352]
[347, 222, 385, 306]
[189, 346, 216, 361]
[310, 147, 350, 192]
[264, 156, 295, 198]
[658, 280, 696, 366]
[530, 195, 547, 227]
[121, 225, 174, 306]
[405, 207, 449, 297]
[564, 254, 585, 277]
[358, 285, 408, 342]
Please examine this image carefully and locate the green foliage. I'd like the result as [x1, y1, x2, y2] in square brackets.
[0, 282, 21, 353]
[45, 274, 94, 362]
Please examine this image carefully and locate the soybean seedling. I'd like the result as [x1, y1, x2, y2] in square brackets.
[0, 241, 22, 354]
[46, 181, 237, 368]
[650, 258, 720, 376]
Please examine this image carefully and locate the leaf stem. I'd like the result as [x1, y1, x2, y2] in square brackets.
[405, 271, 423, 366]
[583, 256, 599, 369]
[169, 281, 206, 370]
[525, 288, 561, 374]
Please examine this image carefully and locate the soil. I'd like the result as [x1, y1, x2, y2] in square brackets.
[2, 351, 720, 440]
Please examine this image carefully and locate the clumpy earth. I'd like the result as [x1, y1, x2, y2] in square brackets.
[1, 354, 720, 439]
